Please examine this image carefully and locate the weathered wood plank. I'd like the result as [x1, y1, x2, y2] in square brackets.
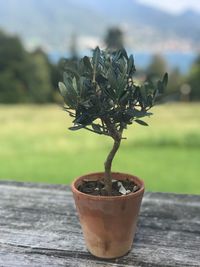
[0, 181, 200, 266]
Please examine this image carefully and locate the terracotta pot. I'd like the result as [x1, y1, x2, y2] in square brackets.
[71, 172, 144, 259]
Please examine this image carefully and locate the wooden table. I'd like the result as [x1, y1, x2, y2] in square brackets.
[0, 181, 199, 267]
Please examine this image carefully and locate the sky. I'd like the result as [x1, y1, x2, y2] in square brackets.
[137, 0, 200, 14]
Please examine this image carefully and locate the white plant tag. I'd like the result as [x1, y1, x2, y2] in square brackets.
[117, 181, 127, 195]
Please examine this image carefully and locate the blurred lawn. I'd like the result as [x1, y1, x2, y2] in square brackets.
[0, 103, 199, 194]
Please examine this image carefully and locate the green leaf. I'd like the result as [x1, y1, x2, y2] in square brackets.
[107, 67, 118, 94]
[116, 75, 126, 99]
[104, 85, 116, 100]
[72, 77, 78, 91]
[92, 46, 100, 69]
[63, 72, 78, 96]
[119, 91, 129, 104]
[64, 66, 80, 79]
[117, 57, 126, 74]
[78, 76, 87, 98]
[127, 55, 136, 75]
[83, 56, 93, 72]
[58, 82, 67, 97]
[58, 81, 76, 108]
[69, 125, 84, 131]
[135, 119, 149, 126]
[162, 73, 168, 88]
[113, 50, 122, 62]
[121, 48, 128, 60]
[129, 109, 153, 118]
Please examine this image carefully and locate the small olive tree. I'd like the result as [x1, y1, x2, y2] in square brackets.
[59, 47, 168, 195]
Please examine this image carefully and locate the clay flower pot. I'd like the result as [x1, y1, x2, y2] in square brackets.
[71, 172, 144, 259]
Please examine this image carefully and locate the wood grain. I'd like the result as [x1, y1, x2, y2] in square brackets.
[0, 181, 199, 267]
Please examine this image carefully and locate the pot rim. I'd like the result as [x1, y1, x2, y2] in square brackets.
[71, 172, 145, 200]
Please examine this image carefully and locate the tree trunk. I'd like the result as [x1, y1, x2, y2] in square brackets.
[104, 139, 121, 195]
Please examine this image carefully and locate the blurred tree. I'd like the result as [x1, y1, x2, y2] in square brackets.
[0, 30, 56, 103]
[28, 48, 54, 103]
[162, 68, 184, 102]
[105, 27, 124, 51]
[167, 68, 182, 93]
[180, 83, 191, 102]
[146, 54, 167, 79]
[186, 55, 200, 100]
[145, 54, 186, 101]
[0, 71, 26, 102]
[0, 30, 30, 102]
[69, 33, 78, 61]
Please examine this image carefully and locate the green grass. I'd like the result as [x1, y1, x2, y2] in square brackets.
[0, 103, 200, 194]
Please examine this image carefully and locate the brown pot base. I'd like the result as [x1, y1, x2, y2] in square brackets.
[71, 172, 145, 259]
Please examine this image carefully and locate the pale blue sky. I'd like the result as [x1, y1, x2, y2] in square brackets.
[138, 0, 200, 14]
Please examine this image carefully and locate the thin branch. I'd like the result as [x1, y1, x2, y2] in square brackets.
[63, 109, 76, 117]
[83, 126, 110, 137]
[104, 138, 121, 194]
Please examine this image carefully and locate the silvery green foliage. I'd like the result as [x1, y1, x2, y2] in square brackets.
[59, 47, 168, 137]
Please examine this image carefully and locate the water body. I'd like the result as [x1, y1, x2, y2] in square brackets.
[49, 51, 197, 74]
[133, 52, 196, 73]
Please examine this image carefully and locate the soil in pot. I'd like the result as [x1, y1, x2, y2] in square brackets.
[78, 178, 140, 196]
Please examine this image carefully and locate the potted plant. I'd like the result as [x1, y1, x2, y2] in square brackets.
[58, 47, 168, 259]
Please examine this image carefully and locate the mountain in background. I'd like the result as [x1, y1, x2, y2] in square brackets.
[0, 0, 199, 52]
